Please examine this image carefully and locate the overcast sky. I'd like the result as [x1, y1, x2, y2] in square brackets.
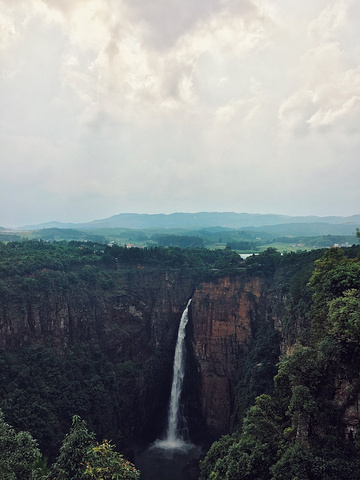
[1, 0, 359, 227]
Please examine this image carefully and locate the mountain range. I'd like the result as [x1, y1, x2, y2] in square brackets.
[15, 212, 360, 232]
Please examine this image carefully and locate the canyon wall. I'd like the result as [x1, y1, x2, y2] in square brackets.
[0, 269, 194, 354]
[190, 276, 265, 437]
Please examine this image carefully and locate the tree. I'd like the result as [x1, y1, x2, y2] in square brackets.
[199, 395, 286, 480]
[49, 416, 139, 480]
[50, 416, 96, 480]
[308, 248, 360, 339]
[84, 439, 140, 480]
[328, 289, 360, 343]
[0, 409, 40, 480]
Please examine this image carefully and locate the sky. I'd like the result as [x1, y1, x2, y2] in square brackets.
[1, 0, 360, 227]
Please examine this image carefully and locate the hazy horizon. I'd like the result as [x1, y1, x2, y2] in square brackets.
[1, 1, 359, 227]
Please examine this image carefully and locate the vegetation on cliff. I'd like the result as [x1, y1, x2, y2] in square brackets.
[200, 245, 360, 480]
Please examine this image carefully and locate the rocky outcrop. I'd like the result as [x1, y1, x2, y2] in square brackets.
[190, 276, 263, 437]
[332, 378, 360, 440]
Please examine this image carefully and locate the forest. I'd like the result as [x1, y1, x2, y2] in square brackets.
[200, 242, 360, 479]
[0, 235, 359, 479]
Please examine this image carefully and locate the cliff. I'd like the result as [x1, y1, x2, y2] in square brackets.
[0, 269, 194, 354]
[190, 276, 263, 436]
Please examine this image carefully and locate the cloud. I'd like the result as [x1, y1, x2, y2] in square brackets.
[0, 10, 16, 50]
[1, 0, 359, 226]
[124, 0, 221, 48]
[25, 0, 273, 128]
[277, 1, 360, 138]
[308, 1, 348, 42]
[278, 90, 317, 136]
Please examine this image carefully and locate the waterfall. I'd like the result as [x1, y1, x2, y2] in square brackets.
[137, 298, 200, 476]
[156, 298, 192, 449]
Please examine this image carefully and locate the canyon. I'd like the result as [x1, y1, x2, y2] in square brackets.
[1, 244, 359, 478]
[0, 258, 277, 453]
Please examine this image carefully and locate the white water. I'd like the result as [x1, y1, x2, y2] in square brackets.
[155, 298, 192, 450]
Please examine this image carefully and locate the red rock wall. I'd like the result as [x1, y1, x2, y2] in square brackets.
[191, 276, 262, 436]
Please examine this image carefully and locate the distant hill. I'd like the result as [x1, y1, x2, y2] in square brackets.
[18, 221, 79, 230]
[18, 212, 360, 232]
[243, 222, 360, 236]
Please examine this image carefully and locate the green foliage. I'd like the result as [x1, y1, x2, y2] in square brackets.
[0, 232, 22, 242]
[84, 440, 140, 480]
[50, 417, 140, 480]
[0, 240, 105, 277]
[270, 442, 313, 480]
[327, 289, 360, 342]
[0, 411, 139, 480]
[273, 234, 358, 248]
[102, 243, 244, 276]
[212, 248, 243, 273]
[0, 409, 40, 480]
[245, 247, 282, 276]
[0, 239, 328, 293]
[270, 443, 360, 480]
[199, 434, 240, 480]
[0, 345, 128, 460]
[277, 346, 321, 395]
[50, 415, 96, 480]
[201, 395, 287, 480]
[308, 248, 360, 338]
[31, 455, 50, 480]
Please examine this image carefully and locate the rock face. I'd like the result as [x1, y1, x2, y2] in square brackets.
[190, 276, 263, 437]
[0, 269, 194, 354]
